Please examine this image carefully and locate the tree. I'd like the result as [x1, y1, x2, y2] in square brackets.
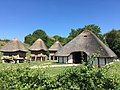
[64, 28, 83, 44]
[46, 37, 55, 48]
[24, 34, 35, 45]
[53, 35, 65, 45]
[64, 24, 104, 44]
[24, 29, 48, 46]
[32, 29, 48, 43]
[105, 29, 120, 58]
[83, 24, 106, 42]
[83, 24, 101, 35]
[24, 25, 105, 48]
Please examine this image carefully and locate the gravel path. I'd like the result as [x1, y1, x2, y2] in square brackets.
[30, 64, 79, 69]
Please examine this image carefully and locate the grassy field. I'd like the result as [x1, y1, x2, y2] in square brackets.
[0, 60, 120, 76]
[0, 60, 76, 76]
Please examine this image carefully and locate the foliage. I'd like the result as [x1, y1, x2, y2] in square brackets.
[0, 61, 120, 90]
[24, 29, 65, 48]
[105, 29, 120, 58]
[0, 39, 10, 59]
[23, 25, 120, 58]
[24, 24, 105, 47]
[0, 39, 9, 47]
[24, 29, 48, 45]
[55, 65, 119, 90]
[64, 24, 105, 44]
[83, 24, 101, 35]
[64, 28, 83, 44]
[53, 35, 65, 45]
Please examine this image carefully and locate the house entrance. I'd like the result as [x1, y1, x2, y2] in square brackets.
[72, 52, 87, 64]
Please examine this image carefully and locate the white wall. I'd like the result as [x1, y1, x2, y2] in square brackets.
[58, 56, 68, 63]
[99, 58, 105, 66]
[106, 58, 113, 64]
[92, 58, 98, 65]
[63, 57, 68, 63]
[58, 57, 63, 63]
[68, 54, 73, 63]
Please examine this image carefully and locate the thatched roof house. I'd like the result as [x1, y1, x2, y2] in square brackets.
[49, 41, 62, 51]
[29, 39, 48, 61]
[1, 38, 27, 52]
[56, 30, 117, 66]
[29, 39, 47, 51]
[0, 38, 28, 63]
[49, 41, 62, 60]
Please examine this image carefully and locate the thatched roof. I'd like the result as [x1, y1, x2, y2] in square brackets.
[49, 41, 62, 51]
[29, 39, 47, 51]
[0, 38, 28, 52]
[56, 30, 117, 58]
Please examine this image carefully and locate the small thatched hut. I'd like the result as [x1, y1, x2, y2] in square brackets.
[29, 39, 48, 61]
[49, 41, 62, 60]
[0, 38, 28, 63]
[55, 30, 117, 66]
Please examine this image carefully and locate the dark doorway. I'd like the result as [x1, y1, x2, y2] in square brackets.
[55, 56, 57, 60]
[51, 56, 53, 60]
[72, 52, 87, 64]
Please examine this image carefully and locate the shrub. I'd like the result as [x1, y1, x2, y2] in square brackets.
[0, 64, 119, 90]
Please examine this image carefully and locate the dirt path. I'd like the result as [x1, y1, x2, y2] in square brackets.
[30, 64, 79, 69]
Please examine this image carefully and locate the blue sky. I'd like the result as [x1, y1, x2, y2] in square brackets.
[0, 0, 120, 41]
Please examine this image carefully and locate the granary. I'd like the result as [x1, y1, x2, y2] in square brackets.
[55, 30, 117, 66]
[49, 41, 62, 60]
[29, 39, 48, 61]
[0, 38, 28, 63]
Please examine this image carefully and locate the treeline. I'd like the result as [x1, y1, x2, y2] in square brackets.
[24, 24, 104, 47]
[24, 24, 120, 58]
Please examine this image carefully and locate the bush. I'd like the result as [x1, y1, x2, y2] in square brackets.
[0, 64, 119, 90]
[55, 66, 119, 90]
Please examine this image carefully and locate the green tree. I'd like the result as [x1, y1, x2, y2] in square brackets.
[53, 35, 65, 45]
[24, 29, 48, 46]
[105, 29, 120, 58]
[64, 24, 104, 44]
[24, 34, 35, 45]
[32, 30, 48, 42]
[46, 37, 55, 48]
[83, 24, 101, 35]
[64, 28, 83, 44]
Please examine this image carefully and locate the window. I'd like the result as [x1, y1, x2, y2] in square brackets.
[84, 35, 87, 37]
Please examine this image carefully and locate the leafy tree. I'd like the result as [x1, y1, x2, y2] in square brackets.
[24, 25, 105, 48]
[83, 24, 101, 35]
[64, 24, 104, 44]
[105, 29, 120, 58]
[24, 29, 66, 48]
[32, 29, 48, 42]
[83, 24, 106, 42]
[24, 34, 35, 45]
[64, 28, 83, 44]
[46, 37, 55, 48]
[24, 29, 48, 46]
[53, 35, 65, 45]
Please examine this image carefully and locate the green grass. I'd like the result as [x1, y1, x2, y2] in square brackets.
[0, 60, 120, 77]
[0, 60, 75, 76]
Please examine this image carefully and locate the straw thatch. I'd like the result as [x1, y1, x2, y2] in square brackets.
[56, 30, 117, 58]
[0, 38, 28, 52]
[49, 41, 62, 51]
[29, 39, 47, 51]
